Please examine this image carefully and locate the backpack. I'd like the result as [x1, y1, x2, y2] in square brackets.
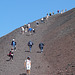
[39, 43, 44, 48]
[13, 41, 16, 46]
[8, 51, 11, 56]
[29, 41, 32, 45]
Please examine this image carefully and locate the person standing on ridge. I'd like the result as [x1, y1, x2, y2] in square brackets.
[57, 10, 59, 13]
[25, 24, 28, 32]
[41, 18, 44, 23]
[33, 28, 35, 33]
[28, 23, 31, 28]
[11, 39, 16, 51]
[21, 26, 25, 34]
[24, 56, 31, 75]
[52, 12, 54, 15]
[39, 43, 44, 53]
[28, 41, 33, 52]
[46, 13, 49, 19]
[65, 9, 67, 12]
[28, 27, 33, 35]
[49, 12, 51, 16]
[36, 21, 39, 26]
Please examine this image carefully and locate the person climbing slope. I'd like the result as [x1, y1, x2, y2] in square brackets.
[33, 28, 35, 33]
[41, 18, 44, 23]
[28, 27, 33, 35]
[28, 41, 33, 52]
[27, 23, 31, 28]
[21, 26, 25, 34]
[7, 48, 14, 61]
[49, 12, 51, 16]
[46, 13, 49, 19]
[39, 42, 44, 53]
[36, 21, 39, 26]
[24, 56, 31, 75]
[11, 39, 16, 51]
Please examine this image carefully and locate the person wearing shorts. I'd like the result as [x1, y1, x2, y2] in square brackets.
[24, 56, 31, 75]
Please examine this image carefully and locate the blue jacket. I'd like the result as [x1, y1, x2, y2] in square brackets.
[28, 28, 32, 32]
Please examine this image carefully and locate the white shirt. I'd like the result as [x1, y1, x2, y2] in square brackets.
[21, 27, 25, 31]
[25, 59, 31, 70]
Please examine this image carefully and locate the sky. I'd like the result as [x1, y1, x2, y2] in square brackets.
[0, 0, 75, 37]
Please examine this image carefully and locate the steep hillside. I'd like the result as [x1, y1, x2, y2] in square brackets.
[43, 8, 75, 74]
[0, 8, 75, 75]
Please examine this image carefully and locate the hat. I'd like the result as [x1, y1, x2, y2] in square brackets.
[27, 56, 31, 60]
[13, 39, 15, 41]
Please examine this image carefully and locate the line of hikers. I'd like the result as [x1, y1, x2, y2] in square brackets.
[7, 39, 16, 61]
[7, 38, 44, 75]
[46, 9, 67, 20]
[21, 23, 35, 35]
[7, 9, 68, 75]
[7, 13, 47, 75]
[7, 39, 44, 60]
[25, 41, 44, 75]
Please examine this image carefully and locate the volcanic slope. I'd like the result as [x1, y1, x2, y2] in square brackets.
[0, 8, 75, 75]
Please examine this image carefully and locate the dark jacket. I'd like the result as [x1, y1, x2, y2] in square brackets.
[28, 41, 33, 46]
[39, 43, 44, 48]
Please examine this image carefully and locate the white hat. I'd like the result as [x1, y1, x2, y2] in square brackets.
[13, 39, 15, 41]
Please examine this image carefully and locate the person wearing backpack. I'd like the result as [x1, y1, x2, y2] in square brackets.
[46, 13, 49, 19]
[21, 26, 25, 34]
[11, 39, 16, 51]
[28, 41, 33, 52]
[57, 10, 59, 13]
[28, 27, 33, 35]
[39, 43, 44, 53]
[36, 21, 39, 26]
[49, 12, 51, 16]
[24, 56, 31, 75]
[7, 48, 14, 61]
[33, 28, 35, 33]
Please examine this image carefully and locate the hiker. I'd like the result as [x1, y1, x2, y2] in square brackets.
[28, 27, 33, 35]
[52, 12, 54, 15]
[36, 21, 39, 26]
[46, 13, 49, 19]
[7, 48, 14, 61]
[39, 43, 44, 53]
[33, 28, 35, 33]
[21, 26, 25, 34]
[49, 12, 51, 16]
[41, 18, 44, 23]
[65, 9, 67, 12]
[25, 27, 28, 32]
[28, 41, 33, 52]
[63, 9, 64, 13]
[28, 23, 31, 28]
[24, 56, 31, 75]
[11, 39, 16, 51]
[57, 10, 59, 13]
[24, 24, 28, 32]
[61, 10, 63, 14]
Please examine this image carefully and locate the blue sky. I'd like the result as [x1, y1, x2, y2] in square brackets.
[0, 0, 75, 37]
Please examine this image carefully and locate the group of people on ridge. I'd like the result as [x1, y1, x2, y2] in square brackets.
[7, 8, 68, 75]
[46, 9, 67, 19]
[21, 23, 35, 35]
[7, 19, 45, 75]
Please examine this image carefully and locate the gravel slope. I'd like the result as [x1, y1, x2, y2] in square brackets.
[0, 8, 75, 75]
